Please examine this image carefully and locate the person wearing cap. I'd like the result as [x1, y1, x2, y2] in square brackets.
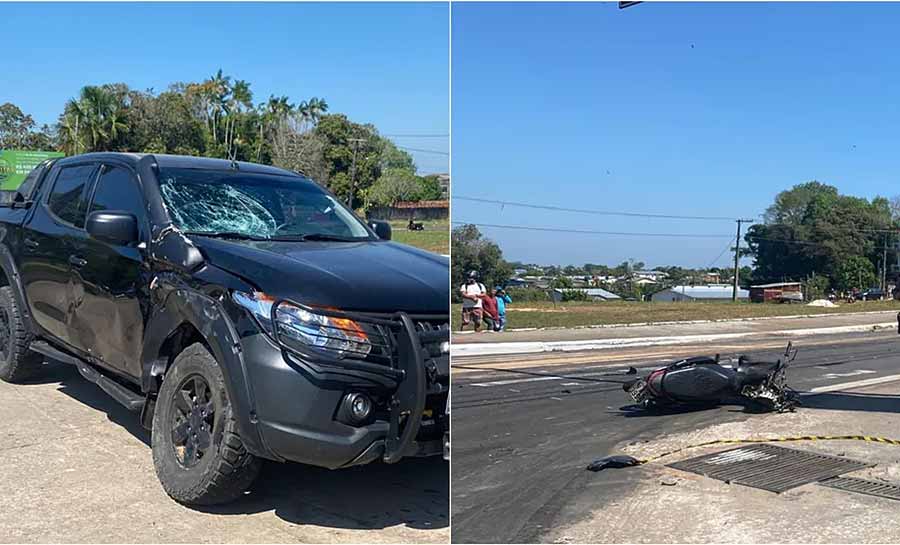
[492, 286, 512, 331]
[459, 271, 486, 331]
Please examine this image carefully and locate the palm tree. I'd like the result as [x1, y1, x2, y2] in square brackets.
[65, 86, 128, 152]
[225, 79, 252, 158]
[298, 96, 329, 128]
[207, 69, 232, 143]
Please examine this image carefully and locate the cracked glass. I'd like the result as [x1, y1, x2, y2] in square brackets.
[157, 168, 372, 241]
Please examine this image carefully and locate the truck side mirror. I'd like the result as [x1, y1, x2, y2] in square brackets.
[370, 219, 392, 241]
[86, 211, 139, 246]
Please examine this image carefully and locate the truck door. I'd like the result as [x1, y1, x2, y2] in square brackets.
[69, 163, 150, 378]
[17, 163, 98, 347]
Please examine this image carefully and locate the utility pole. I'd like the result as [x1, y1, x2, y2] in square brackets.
[733, 218, 754, 302]
[346, 138, 366, 209]
[883, 233, 889, 296]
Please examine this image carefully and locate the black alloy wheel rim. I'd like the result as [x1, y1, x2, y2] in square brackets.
[0, 307, 11, 361]
[171, 374, 217, 468]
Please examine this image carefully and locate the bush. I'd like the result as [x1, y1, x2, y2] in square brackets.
[506, 287, 550, 303]
[560, 289, 589, 302]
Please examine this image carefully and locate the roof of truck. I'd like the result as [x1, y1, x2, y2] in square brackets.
[54, 152, 301, 178]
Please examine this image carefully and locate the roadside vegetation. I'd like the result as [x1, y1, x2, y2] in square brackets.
[452, 299, 900, 330]
[391, 220, 449, 255]
[0, 70, 444, 213]
[453, 182, 900, 308]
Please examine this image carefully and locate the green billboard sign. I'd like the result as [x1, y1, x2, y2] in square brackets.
[0, 150, 64, 190]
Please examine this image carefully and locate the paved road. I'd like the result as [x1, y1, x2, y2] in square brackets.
[451, 330, 900, 543]
[0, 361, 448, 543]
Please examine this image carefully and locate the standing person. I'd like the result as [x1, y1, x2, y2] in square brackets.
[494, 286, 512, 331]
[480, 290, 499, 332]
[460, 271, 486, 332]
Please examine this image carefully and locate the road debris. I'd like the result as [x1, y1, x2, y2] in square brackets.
[586, 455, 641, 472]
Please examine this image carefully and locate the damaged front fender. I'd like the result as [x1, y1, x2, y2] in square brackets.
[140, 273, 275, 461]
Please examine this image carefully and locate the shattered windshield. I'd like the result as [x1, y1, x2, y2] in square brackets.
[157, 168, 372, 241]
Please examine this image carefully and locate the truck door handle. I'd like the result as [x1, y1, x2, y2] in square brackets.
[24, 238, 39, 249]
[68, 256, 87, 268]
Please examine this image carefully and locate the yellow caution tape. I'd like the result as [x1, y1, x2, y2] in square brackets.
[637, 434, 900, 464]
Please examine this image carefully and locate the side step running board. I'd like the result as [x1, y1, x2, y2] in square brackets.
[30, 341, 145, 412]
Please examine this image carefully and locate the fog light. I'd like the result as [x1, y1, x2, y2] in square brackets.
[338, 392, 373, 426]
[350, 393, 372, 421]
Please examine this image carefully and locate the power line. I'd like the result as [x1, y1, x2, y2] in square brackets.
[746, 235, 898, 251]
[395, 145, 450, 156]
[453, 221, 733, 239]
[706, 240, 735, 269]
[455, 196, 746, 222]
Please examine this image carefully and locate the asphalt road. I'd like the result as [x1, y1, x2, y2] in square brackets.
[451, 330, 900, 543]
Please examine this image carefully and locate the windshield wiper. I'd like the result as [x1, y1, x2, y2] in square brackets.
[273, 233, 366, 242]
[184, 231, 270, 241]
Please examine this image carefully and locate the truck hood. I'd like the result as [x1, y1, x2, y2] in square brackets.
[189, 237, 449, 315]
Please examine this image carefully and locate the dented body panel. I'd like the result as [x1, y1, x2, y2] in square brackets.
[0, 152, 450, 468]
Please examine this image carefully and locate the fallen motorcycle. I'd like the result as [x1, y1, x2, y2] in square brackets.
[622, 342, 799, 413]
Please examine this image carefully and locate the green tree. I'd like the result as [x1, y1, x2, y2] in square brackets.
[419, 174, 444, 200]
[58, 85, 128, 153]
[314, 114, 416, 208]
[367, 168, 424, 207]
[834, 255, 877, 292]
[747, 181, 895, 287]
[0, 103, 35, 148]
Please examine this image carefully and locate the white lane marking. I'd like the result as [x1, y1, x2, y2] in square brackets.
[805, 374, 900, 394]
[561, 382, 583, 386]
[452, 322, 896, 357]
[820, 369, 876, 379]
[471, 376, 561, 387]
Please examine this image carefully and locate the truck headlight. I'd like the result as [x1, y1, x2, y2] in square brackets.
[232, 291, 372, 359]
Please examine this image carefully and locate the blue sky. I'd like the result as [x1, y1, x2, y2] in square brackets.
[452, 2, 900, 268]
[2, 2, 449, 173]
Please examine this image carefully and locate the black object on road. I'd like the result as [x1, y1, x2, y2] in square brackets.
[586, 455, 642, 472]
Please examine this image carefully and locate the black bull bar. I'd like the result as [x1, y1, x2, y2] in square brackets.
[269, 299, 449, 464]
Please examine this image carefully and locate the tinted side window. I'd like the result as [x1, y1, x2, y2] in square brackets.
[90, 165, 146, 220]
[48, 165, 95, 228]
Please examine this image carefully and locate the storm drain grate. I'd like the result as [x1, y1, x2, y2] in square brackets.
[667, 444, 872, 493]
[820, 477, 900, 501]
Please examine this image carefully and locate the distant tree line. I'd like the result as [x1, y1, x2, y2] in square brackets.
[454, 180, 900, 302]
[0, 69, 443, 210]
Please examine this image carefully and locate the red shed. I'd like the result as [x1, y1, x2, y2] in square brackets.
[749, 282, 804, 303]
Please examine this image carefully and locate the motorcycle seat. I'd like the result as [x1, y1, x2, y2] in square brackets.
[736, 356, 780, 381]
[669, 356, 719, 369]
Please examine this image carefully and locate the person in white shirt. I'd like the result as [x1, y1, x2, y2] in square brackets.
[459, 270, 486, 332]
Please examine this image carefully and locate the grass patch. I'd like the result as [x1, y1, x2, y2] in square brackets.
[389, 220, 448, 254]
[451, 299, 900, 330]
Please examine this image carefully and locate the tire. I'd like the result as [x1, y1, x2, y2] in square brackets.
[0, 286, 42, 383]
[151, 342, 261, 505]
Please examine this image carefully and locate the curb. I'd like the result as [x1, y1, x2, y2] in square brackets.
[451, 322, 897, 357]
[497, 309, 900, 333]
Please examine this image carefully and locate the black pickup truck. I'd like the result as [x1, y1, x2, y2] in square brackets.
[0, 153, 449, 505]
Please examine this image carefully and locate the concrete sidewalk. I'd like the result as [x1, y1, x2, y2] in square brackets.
[547, 379, 900, 543]
[0, 362, 448, 543]
[452, 311, 900, 357]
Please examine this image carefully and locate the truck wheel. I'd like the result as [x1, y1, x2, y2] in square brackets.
[0, 286, 42, 383]
[151, 343, 261, 505]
